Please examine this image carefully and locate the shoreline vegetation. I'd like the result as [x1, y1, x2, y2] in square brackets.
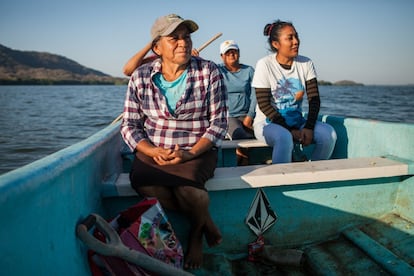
[0, 43, 363, 86]
[0, 44, 128, 86]
[318, 80, 364, 86]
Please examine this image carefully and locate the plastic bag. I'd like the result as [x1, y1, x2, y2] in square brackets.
[89, 197, 184, 275]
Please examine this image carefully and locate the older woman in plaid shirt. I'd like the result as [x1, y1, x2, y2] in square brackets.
[121, 14, 228, 270]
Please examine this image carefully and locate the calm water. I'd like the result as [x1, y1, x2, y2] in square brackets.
[0, 85, 126, 174]
[0, 85, 413, 175]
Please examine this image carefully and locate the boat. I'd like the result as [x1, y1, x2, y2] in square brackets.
[1, 114, 413, 275]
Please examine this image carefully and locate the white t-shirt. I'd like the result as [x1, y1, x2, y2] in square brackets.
[252, 54, 317, 129]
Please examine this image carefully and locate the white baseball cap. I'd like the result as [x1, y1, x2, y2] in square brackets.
[220, 40, 239, 55]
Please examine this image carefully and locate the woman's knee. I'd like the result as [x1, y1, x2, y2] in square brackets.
[263, 124, 293, 146]
[136, 185, 171, 199]
[315, 123, 337, 145]
[175, 185, 209, 205]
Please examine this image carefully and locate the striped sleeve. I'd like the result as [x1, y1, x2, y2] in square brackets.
[202, 61, 228, 145]
[256, 88, 291, 130]
[304, 78, 320, 130]
[120, 73, 149, 151]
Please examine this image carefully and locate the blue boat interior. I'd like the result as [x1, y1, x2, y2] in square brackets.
[0, 115, 413, 275]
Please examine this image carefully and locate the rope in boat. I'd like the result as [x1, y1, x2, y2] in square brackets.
[110, 32, 223, 125]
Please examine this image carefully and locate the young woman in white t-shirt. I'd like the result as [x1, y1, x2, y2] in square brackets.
[252, 20, 337, 163]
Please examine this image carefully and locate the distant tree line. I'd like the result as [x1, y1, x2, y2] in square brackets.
[318, 80, 364, 86]
[0, 44, 127, 85]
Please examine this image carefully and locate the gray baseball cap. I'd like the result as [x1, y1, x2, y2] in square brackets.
[151, 14, 199, 40]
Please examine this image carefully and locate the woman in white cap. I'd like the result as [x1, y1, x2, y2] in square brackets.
[218, 40, 256, 164]
[121, 14, 228, 269]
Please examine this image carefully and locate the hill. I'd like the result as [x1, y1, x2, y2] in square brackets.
[0, 44, 127, 85]
[318, 80, 364, 86]
[332, 80, 364, 86]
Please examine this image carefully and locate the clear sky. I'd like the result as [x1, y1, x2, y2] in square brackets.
[1, 0, 413, 85]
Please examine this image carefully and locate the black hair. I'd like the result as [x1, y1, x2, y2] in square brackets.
[263, 20, 296, 52]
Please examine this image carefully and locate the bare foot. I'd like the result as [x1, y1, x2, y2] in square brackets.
[204, 216, 222, 247]
[184, 228, 203, 270]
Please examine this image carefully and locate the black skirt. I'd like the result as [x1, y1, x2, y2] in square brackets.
[130, 148, 218, 191]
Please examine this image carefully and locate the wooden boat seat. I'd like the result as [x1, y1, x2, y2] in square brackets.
[220, 138, 269, 149]
[217, 138, 315, 166]
[102, 156, 410, 198]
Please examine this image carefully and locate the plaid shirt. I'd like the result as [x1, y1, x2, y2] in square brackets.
[121, 57, 228, 151]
